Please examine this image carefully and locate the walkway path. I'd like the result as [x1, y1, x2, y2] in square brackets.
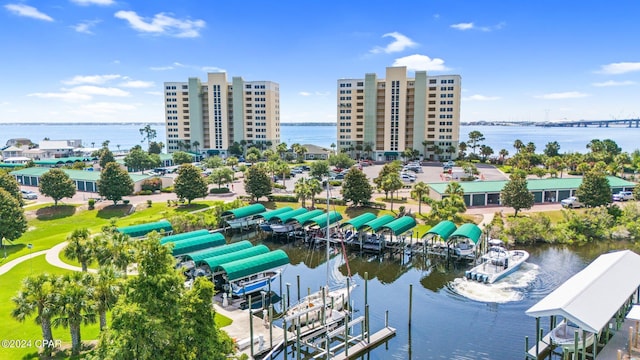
[45, 242, 98, 273]
[0, 250, 48, 276]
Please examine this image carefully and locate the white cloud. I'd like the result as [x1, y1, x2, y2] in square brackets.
[150, 65, 174, 71]
[598, 62, 640, 75]
[114, 11, 206, 38]
[63, 74, 121, 85]
[4, 4, 53, 21]
[28, 92, 91, 102]
[119, 80, 154, 88]
[201, 66, 225, 72]
[299, 92, 311, 96]
[451, 22, 473, 30]
[66, 85, 130, 97]
[464, 94, 501, 101]
[592, 80, 636, 87]
[72, 20, 100, 34]
[392, 54, 448, 71]
[70, 0, 114, 5]
[534, 91, 590, 100]
[370, 32, 418, 54]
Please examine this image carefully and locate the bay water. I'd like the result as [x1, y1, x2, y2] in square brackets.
[2, 123, 640, 154]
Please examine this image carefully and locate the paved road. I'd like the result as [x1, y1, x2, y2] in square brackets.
[0, 250, 48, 276]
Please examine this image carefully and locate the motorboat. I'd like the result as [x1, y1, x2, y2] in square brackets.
[465, 239, 529, 283]
[285, 284, 354, 328]
[227, 270, 282, 297]
[549, 319, 596, 351]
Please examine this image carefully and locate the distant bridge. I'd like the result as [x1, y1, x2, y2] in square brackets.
[536, 119, 640, 128]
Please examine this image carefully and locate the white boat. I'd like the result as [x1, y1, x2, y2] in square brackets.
[453, 237, 477, 261]
[549, 319, 596, 351]
[465, 239, 529, 283]
[228, 270, 282, 297]
[270, 223, 297, 234]
[225, 216, 262, 230]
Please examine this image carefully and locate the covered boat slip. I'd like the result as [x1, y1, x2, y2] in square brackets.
[159, 229, 210, 245]
[186, 240, 253, 263]
[198, 245, 270, 273]
[221, 204, 266, 230]
[342, 214, 416, 254]
[166, 233, 226, 257]
[255, 206, 293, 221]
[421, 221, 482, 261]
[218, 250, 290, 296]
[117, 220, 173, 238]
[525, 250, 640, 359]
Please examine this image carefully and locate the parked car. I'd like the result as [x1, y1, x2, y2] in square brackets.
[560, 196, 583, 208]
[612, 191, 634, 202]
[21, 190, 37, 200]
[400, 173, 416, 182]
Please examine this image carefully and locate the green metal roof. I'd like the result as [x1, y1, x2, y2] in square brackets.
[273, 208, 308, 223]
[187, 241, 253, 263]
[33, 156, 96, 166]
[117, 220, 172, 238]
[167, 234, 226, 257]
[303, 211, 343, 228]
[290, 209, 324, 224]
[428, 176, 636, 195]
[202, 245, 270, 270]
[159, 229, 210, 245]
[361, 214, 395, 232]
[219, 250, 290, 281]
[0, 163, 25, 168]
[423, 220, 457, 240]
[379, 216, 417, 235]
[10, 167, 151, 182]
[340, 213, 377, 230]
[256, 206, 293, 221]
[449, 223, 482, 244]
[221, 203, 266, 219]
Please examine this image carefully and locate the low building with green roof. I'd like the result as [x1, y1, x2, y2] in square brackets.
[10, 167, 153, 193]
[428, 176, 636, 207]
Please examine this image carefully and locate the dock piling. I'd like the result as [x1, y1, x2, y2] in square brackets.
[249, 295, 254, 358]
[409, 284, 413, 327]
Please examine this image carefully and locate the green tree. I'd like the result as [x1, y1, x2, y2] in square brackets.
[12, 274, 60, 357]
[310, 160, 330, 179]
[148, 141, 164, 154]
[174, 164, 208, 204]
[411, 181, 430, 214]
[379, 173, 403, 211]
[576, 170, 611, 208]
[341, 168, 372, 206]
[226, 156, 239, 168]
[500, 172, 534, 217]
[294, 178, 312, 207]
[139, 124, 157, 150]
[64, 228, 93, 272]
[39, 168, 76, 206]
[513, 139, 524, 154]
[172, 151, 193, 165]
[54, 272, 96, 356]
[0, 188, 28, 257]
[0, 170, 24, 206]
[307, 178, 324, 208]
[544, 141, 561, 157]
[329, 152, 356, 170]
[445, 181, 464, 197]
[93, 266, 121, 331]
[125, 147, 155, 172]
[244, 165, 271, 202]
[99, 148, 116, 169]
[181, 278, 234, 360]
[205, 156, 224, 169]
[209, 167, 234, 188]
[98, 163, 134, 205]
[468, 130, 485, 155]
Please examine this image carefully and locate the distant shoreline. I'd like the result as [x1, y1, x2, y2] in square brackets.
[0, 122, 337, 126]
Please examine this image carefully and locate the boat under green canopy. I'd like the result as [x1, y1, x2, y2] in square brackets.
[304, 211, 343, 228]
[422, 220, 457, 240]
[256, 207, 293, 221]
[221, 203, 266, 219]
[117, 220, 173, 238]
[217, 250, 290, 281]
[340, 213, 377, 231]
[379, 216, 416, 235]
[159, 229, 210, 245]
[448, 223, 482, 244]
[167, 233, 226, 256]
[199, 245, 270, 270]
[289, 209, 324, 224]
[361, 214, 395, 232]
[272, 208, 308, 223]
[187, 241, 253, 263]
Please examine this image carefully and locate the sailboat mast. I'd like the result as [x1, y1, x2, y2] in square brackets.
[326, 175, 330, 286]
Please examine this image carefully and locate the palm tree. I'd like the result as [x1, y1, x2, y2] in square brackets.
[64, 228, 93, 272]
[105, 232, 136, 277]
[330, 143, 336, 155]
[364, 142, 373, 159]
[54, 272, 96, 356]
[307, 178, 323, 208]
[513, 139, 524, 154]
[12, 274, 60, 357]
[192, 141, 200, 154]
[422, 140, 429, 158]
[411, 181, 430, 214]
[277, 142, 288, 160]
[499, 149, 509, 162]
[240, 140, 247, 157]
[266, 140, 273, 149]
[445, 181, 464, 197]
[458, 142, 467, 160]
[294, 178, 311, 207]
[93, 266, 121, 331]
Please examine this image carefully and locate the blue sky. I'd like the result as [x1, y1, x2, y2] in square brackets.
[2, 0, 640, 124]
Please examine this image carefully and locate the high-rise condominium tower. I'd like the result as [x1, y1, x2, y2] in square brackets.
[164, 72, 280, 155]
[337, 66, 461, 161]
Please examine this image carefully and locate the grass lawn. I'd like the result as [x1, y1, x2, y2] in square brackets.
[0, 255, 101, 360]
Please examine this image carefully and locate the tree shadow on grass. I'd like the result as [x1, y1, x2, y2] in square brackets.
[35, 205, 76, 221]
[345, 206, 381, 219]
[0, 243, 26, 259]
[174, 203, 210, 212]
[96, 204, 133, 219]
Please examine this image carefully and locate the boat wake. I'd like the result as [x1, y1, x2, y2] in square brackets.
[449, 263, 539, 303]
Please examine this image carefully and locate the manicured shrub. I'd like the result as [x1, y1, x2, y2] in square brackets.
[267, 194, 298, 202]
[141, 177, 162, 191]
[161, 186, 174, 193]
[137, 190, 153, 195]
[209, 187, 230, 194]
[88, 198, 95, 210]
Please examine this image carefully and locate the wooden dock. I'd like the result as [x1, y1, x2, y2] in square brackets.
[332, 326, 397, 360]
[526, 333, 552, 359]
